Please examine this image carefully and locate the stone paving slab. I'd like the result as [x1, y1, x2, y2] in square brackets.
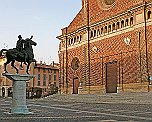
[1, 92, 152, 122]
[40, 92, 152, 104]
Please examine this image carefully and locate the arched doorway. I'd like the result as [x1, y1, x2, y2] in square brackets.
[71, 57, 80, 94]
[106, 61, 118, 93]
[73, 77, 79, 94]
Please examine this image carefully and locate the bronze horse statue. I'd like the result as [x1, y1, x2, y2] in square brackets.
[0, 36, 37, 74]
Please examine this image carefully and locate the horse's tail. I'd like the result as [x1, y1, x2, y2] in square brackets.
[0, 49, 8, 57]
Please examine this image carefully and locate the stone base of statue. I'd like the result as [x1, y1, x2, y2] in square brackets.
[3, 73, 35, 114]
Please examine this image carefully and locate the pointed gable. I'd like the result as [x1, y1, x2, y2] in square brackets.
[67, 9, 84, 34]
[65, 0, 143, 34]
[90, 0, 143, 24]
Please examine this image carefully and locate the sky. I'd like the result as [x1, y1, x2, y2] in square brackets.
[0, 0, 82, 64]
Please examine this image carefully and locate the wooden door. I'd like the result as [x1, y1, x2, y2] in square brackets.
[73, 78, 79, 94]
[106, 61, 117, 93]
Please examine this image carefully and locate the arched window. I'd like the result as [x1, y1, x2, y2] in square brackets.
[112, 23, 116, 30]
[97, 29, 100, 36]
[101, 27, 103, 34]
[116, 22, 120, 29]
[121, 20, 124, 28]
[77, 36, 79, 42]
[69, 39, 71, 45]
[80, 35, 82, 41]
[91, 31, 94, 38]
[105, 26, 107, 33]
[94, 30, 97, 37]
[108, 25, 111, 32]
[125, 19, 129, 26]
[130, 17, 133, 25]
[71, 57, 80, 71]
[71, 38, 73, 44]
[74, 37, 76, 43]
[148, 11, 151, 19]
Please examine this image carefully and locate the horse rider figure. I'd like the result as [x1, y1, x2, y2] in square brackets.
[16, 35, 27, 66]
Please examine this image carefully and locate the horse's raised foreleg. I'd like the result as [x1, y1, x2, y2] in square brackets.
[19, 62, 24, 70]
[11, 60, 19, 74]
[4, 60, 11, 73]
[26, 62, 31, 74]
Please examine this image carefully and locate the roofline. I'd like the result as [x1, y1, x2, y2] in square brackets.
[57, 1, 151, 41]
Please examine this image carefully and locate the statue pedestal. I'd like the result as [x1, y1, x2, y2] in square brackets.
[3, 73, 35, 114]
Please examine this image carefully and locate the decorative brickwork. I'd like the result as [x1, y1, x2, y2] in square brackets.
[57, 0, 152, 94]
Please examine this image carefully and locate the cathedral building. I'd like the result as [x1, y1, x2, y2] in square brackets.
[57, 0, 152, 94]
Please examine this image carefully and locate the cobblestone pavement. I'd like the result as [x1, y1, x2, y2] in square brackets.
[44, 92, 152, 104]
[0, 92, 152, 122]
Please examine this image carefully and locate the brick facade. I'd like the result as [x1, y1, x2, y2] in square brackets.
[57, 0, 152, 94]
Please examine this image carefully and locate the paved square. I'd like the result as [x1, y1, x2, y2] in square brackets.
[0, 93, 152, 122]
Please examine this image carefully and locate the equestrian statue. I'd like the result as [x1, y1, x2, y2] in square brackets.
[0, 35, 37, 74]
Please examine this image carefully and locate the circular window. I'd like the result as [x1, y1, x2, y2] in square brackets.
[71, 57, 80, 70]
[97, 0, 115, 10]
[104, 0, 115, 5]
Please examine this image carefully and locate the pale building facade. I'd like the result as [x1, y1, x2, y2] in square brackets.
[0, 56, 34, 97]
[31, 61, 59, 97]
[0, 56, 59, 97]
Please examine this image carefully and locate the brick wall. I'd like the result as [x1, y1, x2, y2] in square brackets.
[58, 0, 152, 94]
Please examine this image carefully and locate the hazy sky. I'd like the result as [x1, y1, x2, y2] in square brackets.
[0, 0, 81, 64]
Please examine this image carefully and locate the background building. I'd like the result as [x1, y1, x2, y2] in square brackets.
[30, 61, 59, 98]
[0, 55, 35, 97]
[0, 55, 59, 97]
[57, 0, 152, 94]
[0, 56, 7, 97]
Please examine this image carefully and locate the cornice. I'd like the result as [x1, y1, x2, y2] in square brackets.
[59, 20, 152, 52]
[57, 1, 152, 41]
